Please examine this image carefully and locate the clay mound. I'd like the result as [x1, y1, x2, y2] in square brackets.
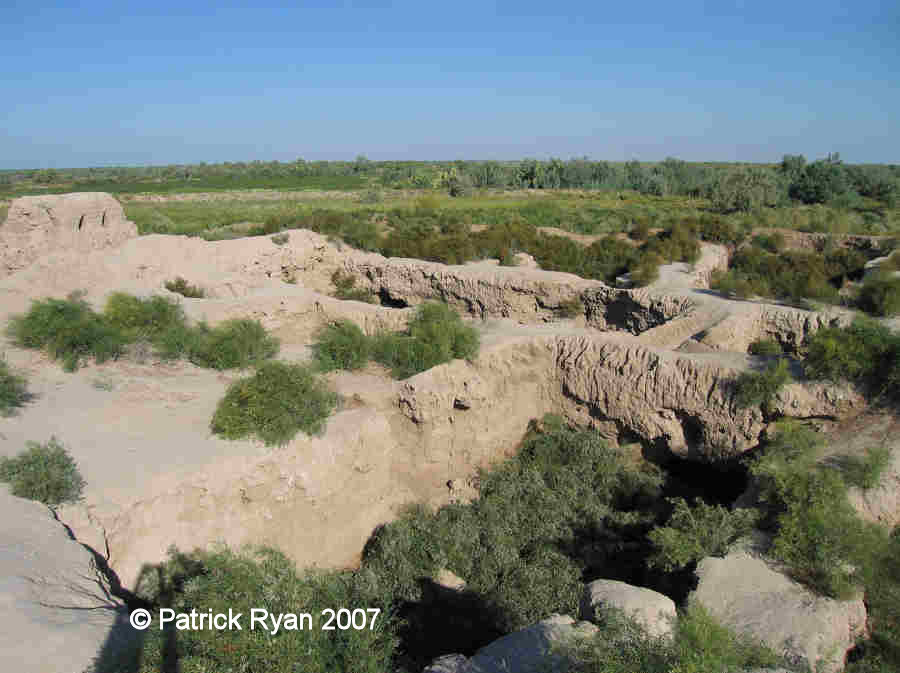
[1, 192, 137, 277]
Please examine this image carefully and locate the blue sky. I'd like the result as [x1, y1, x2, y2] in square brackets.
[2, 0, 897, 168]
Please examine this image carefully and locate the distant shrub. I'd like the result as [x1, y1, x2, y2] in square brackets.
[697, 215, 747, 246]
[707, 166, 780, 213]
[188, 318, 280, 370]
[837, 445, 892, 491]
[312, 320, 371, 372]
[556, 297, 583, 319]
[164, 276, 205, 298]
[748, 338, 783, 356]
[210, 362, 337, 446]
[0, 358, 29, 416]
[6, 294, 126, 371]
[270, 232, 290, 246]
[858, 273, 900, 317]
[647, 498, 758, 571]
[733, 358, 792, 411]
[331, 270, 377, 303]
[629, 220, 651, 241]
[629, 252, 663, 287]
[751, 232, 786, 253]
[0, 438, 85, 507]
[803, 319, 900, 404]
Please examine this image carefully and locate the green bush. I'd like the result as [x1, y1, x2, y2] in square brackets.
[312, 320, 371, 371]
[803, 319, 900, 404]
[210, 362, 337, 446]
[733, 358, 792, 411]
[188, 318, 280, 370]
[748, 338, 783, 356]
[0, 438, 85, 506]
[0, 358, 29, 415]
[270, 232, 290, 246]
[131, 546, 397, 673]
[104, 292, 188, 341]
[748, 421, 884, 598]
[164, 276, 205, 298]
[647, 498, 758, 571]
[707, 166, 780, 213]
[331, 270, 377, 303]
[362, 415, 663, 636]
[372, 302, 479, 379]
[837, 445, 892, 490]
[751, 232, 786, 253]
[858, 273, 900, 317]
[559, 602, 783, 673]
[6, 294, 127, 371]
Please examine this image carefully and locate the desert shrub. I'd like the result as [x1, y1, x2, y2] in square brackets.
[270, 232, 290, 246]
[188, 318, 280, 370]
[556, 296, 583, 319]
[733, 358, 792, 411]
[559, 602, 783, 673]
[132, 546, 397, 673]
[629, 252, 663, 287]
[0, 437, 85, 506]
[748, 421, 885, 598]
[752, 231, 786, 253]
[790, 156, 854, 205]
[164, 276, 205, 298]
[629, 220, 651, 241]
[803, 319, 900, 404]
[0, 358, 29, 415]
[312, 320, 371, 371]
[858, 273, 900, 317]
[104, 292, 187, 341]
[748, 338, 783, 356]
[6, 294, 127, 371]
[331, 270, 377, 303]
[647, 498, 758, 571]
[372, 302, 479, 379]
[697, 214, 748, 246]
[837, 445, 892, 491]
[362, 415, 663, 638]
[210, 361, 337, 446]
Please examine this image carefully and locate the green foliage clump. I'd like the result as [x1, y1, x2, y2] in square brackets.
[647, 498, 758, 571]
[187, 318, 280, 370]
[0, 438, 85, 506]
[858, 272, 900, 317]
[804, 319, 900, 404]
[371, 302, 480, 379]
[313, 320, 371, 371]
[733, 358, 792, 411]
[749, 421, 885, 599]
[331, 270, 377, 303]
[748, 338, 783, 356]
[270, 232, 290, 246]
[6, 293, 127, 371]
[0, 358, 29, 416]
[164, 276, 205, 298]
[751, 231, 786, 253]
[707, 166, 780, 213]
[556, 296, 584, 319]
[132, 546, 396, 673]
[362, 415, 663, 637]
[560, 603, 783, 673]
[210, 362, 337, 446]
[104, 292, 188, 342]
[837, 445, 892, 491]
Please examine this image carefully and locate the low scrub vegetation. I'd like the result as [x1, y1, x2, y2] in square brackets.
[857, 272, 900, 317]
[6, 292, 278, 371]
[164, 276, 205, 298]
[0, 438, 85, 507]
[560, 602, 783, 673]
[803, 319, 900, 405]
[647, 498, 758, 571]
[210, 362, 337, 446]
[0, 358, 29, 415]
[312, 302, 479, 379]
[748, 338, 783, 356]
[836, 445, 892, 491]
[733, 358, 792, 411]
[331, 269, 377, 303]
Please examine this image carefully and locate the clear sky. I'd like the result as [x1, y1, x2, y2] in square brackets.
[2, 0, 897, 168]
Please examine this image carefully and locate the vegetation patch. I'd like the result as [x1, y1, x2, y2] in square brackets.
[733, 358, 792, 412]
[0, 358, 30, 415]
[331, 270, 377, 303]
[210, 362, 337, 446]
[312, 320, 371, 372]
[7, 292, 278, 371]
[0, 438, 85, 507]
[748, 338, 783, 356]
[857, 272, 900, 317]
[164, 276, 205, 298]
